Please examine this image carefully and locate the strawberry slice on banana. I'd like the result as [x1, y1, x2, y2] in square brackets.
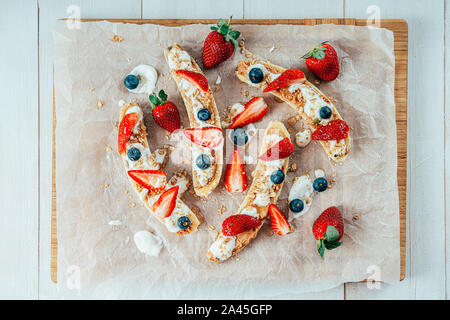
[311, 119, 349, 141]
[152, 186, 179, 219]
[263, 69, 305, 93]
[176, 70, 209, 92]
[268, 204, 293, 236]
[259, 137, 294, 161]
[118, 112, 140, 154]
[222, 214, 262, 236]
[224, 150, 247, 193]
[230, 97, 268, 129]
[127, 170, 167, 192]
[183, 127, 223, 149]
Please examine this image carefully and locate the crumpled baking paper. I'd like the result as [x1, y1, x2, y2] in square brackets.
[54, 21, 399, 299]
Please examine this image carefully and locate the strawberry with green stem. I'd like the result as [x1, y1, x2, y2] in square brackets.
[149, 90, 181, 133]
[302, 41, 340, 81]
[312, 206, 344, 258]
[202, 17, 240, 68]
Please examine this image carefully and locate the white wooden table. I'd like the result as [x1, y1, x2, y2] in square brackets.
[0, 0, 447, 300]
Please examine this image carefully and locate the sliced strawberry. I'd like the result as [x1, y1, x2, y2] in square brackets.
[263, 69, 305, 93]
[152, 186, 179, 219]
[311, 119, 349, 141]
[229, 97, 268, 129]
[118, 112, 140, 154]
[268, 204, 292, 236]
[176, 70, 209, 92]
[224, 150, 247, 193]
[222, 214, 261, 236]
[128, 170, 167, 192]
[184, 127, 223, 149]
[259, 137, 293, 161]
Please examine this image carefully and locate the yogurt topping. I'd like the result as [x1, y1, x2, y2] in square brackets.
[133, 230, 163, 257]
[208, 234, 236, 261]
[289, 174, 314, 219]
[239, 206, 259, 218]
[127, 65, 158, 95]
[295, 129, 312, 148]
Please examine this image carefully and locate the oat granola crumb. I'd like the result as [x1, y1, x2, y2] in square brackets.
[89, 88, 95, 92]
[289, 163, 297, 172]
[244, 91, 249, 97]
[245, 52, 252, 58]
[288, 116, 298, 126]
[124, 190, 129, 194]
[112, 34, 123, 42]
[105, 145, 112, 152]
[239, 40, 245, 47]
[353, 214, 360, 221]
[209, 225, 215, 231]
[129, 202, 136, 207]
[102, 184, 109, 189]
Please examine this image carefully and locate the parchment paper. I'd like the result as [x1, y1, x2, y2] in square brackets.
[54, 21, 399, 299]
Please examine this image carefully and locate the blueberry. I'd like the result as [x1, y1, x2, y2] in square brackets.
[248, 67, 264, 84]
[197, 108, 211, 121]
[319, 106, 332, 119]
[289, 199, 304, 213]
[231, 128, 249, 146]
[127, 147, 141, 161]
[124, 74, 139, 90]
[177, 216, 191, 230]
[196, 154, 211, 170]
[313, 177, 328, 192]
[270, 169, 285, 184]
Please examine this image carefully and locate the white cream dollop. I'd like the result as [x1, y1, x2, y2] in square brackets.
[208, 234, 236, 261]
[239, 206, 259, 218]
[288, 174, 314, 219]
[295, 129, 312, 148]
[133, 230, 163, 257]
[127, 64, 158, 94]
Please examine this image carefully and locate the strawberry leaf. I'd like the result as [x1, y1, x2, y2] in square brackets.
[324, 225, 340, 242]
[230, 38, 238, 49]
[158, 89, 168, 102]
[219, 24, 229, 35]
[317, 239, 325, 258]
[217, 18, 227, 27]
[324, 241, 342, 250]
[210, 26, 218, 31]
[229, 30, 240, 40]
[149, 94, 161, 108]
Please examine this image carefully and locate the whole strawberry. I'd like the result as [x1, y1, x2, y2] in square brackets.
[149, 90, 180, 133]
[312, 206, 344, 258]
[202, 17, 240, 68]
[302, 41, 339, 81]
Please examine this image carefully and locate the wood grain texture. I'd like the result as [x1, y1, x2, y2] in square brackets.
[51, 19, 407, 289]
[38, 0, 141, 298]
[345, 0, 445, 300]
[0, 0, 39, 299]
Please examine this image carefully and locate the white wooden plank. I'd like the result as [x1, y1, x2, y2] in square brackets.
[38, 0, 141, 299]
[243, 0, 344, 19]
[143, 0, 244, 19]
[445, 0, 450, 301]
[0, 0, 39, 299]
[345, 0, 446, 300]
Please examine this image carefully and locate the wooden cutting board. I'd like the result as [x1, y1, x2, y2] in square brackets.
[51, 18, 407, 283]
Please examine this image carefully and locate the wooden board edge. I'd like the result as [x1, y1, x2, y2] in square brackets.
[51, 66, 57, 283]
[51, 18, 407, 283]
